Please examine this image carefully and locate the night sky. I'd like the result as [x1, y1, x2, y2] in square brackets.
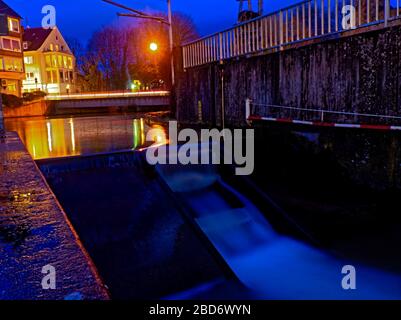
[8, 0, 297, 44]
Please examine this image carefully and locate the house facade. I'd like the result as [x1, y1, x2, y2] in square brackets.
[22, 27, 77, 95]
[0, 1, 25, 97]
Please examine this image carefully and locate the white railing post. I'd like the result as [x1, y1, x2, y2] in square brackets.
[269, 16, 273, 46]
[302, 3, 306, 39]
[297, 6, 300, 40]
[283, 10, 290, 43]
[193, 43, 196, 67]
[315, 0, 318, 36]
[321, 0, 324, 35]
[384, 0, 389, 27]
[219, 33, 223, 62]
[335, 0, 338, 31]
[264, 17, 268, 49]
[183, 46, 187, 68]
[328, 0, 331, 33]
[309, 0, 312, 36]
[290, 9, 294, 42]
[280, 10, 284, 45]
[252, 21, 256, 51]
[245, 98, 252, 124]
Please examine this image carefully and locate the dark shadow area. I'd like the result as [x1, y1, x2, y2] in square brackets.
[39, 153, 233, 299]
[250, 124, 401, 273]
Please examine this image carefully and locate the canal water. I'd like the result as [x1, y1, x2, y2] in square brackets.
[5, 114, 401, 299]
[5, 114, 167, 160]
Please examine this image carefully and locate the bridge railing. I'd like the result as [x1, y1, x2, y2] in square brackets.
[183, 0, 399, 68]
[45, 90, 170, 101]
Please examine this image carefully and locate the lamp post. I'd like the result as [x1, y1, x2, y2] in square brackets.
[102, 0, 175, 87]
[0, 80, 4, 139]
[167, 0, 175, 86]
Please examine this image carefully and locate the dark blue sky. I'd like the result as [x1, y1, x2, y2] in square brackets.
[8, 0, 296, 44]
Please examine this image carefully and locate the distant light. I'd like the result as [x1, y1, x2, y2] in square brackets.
[149, 42, 158, 52]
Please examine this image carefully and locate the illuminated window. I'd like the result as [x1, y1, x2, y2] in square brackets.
[8, 18, 20, 33]
[2, 38, 12, 50]
[46, 70, 52, 82]
[52, 70, 58, 83]
[4, 57, 14, 71]
[45, 55, 51, 67]
[46, 70, 57, 83]
[55, 45, 59, 51]
[52, 55, 57, 67]
[2, 38, 21, 52]
[4, 57, 23, 72]
[23, 42, 28, 50]
[7, 83, 17, 92]
[24, 56, 33, 64]
[14, 59, 22, 72]
[12, 40, 21, 52]
[67, 57, 73, 69]
[50, 44, 54, 51]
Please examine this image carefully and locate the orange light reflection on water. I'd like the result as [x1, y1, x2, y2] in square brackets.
[5, 116, 166, 160]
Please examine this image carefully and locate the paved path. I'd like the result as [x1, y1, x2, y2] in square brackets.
[0, 132, 109, 300]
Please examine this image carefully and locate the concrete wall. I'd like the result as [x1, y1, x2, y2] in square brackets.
[53, 96, 170, 109]
[52, 96, 170, 115]
[3, 99, 51, 118]
[175, 23, 401, 127]
[0, 132, 109, 300]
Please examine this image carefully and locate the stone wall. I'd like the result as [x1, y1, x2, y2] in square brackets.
[3, 99, 51, 118]
[176, 23, 401, 127]
[0, 132, 109, 300]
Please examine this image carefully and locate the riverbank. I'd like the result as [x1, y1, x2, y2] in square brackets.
[0, 132, 109, 300]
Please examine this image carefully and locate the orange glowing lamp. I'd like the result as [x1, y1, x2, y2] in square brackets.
[149, 42, 158, 52]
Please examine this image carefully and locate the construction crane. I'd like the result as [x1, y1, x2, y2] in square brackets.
[237, 0, 263, 22]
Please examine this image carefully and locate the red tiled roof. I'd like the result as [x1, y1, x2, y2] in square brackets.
[23, 27, 52, 51]
[0, 0, 22, 19]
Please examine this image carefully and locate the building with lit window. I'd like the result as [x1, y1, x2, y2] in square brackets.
[0, 1, 24, 97]
[22, 26, 77, 95]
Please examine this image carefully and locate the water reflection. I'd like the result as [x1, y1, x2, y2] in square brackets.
[5, 115, 166, 160]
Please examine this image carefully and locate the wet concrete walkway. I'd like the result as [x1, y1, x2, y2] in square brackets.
[0, 132, 108, 300]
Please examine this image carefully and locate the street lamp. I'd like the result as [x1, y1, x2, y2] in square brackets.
[149, 42, 158, 52]
[167, 0, 174, 86]
[102, 0, 175, 86]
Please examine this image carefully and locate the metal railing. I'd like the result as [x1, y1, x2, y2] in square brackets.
[183, 0, 399, 68]
[248, 100, 401, 124]
[45, 90, 170, 100]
